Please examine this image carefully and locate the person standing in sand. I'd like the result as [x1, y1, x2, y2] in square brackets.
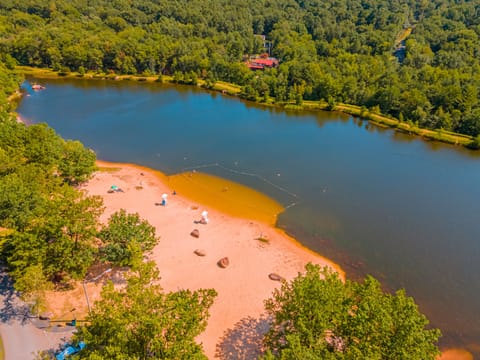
[161, 193, 168, 206]
[200, 210, 209, 224]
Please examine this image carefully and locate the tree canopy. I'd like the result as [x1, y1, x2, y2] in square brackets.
[75, 262, 217, 360]
[99, 209, 159, 267]
[0, 59, 105, 291]
[262, 263, 441, 359]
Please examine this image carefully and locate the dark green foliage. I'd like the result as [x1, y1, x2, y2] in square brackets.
[59, 140, 97, 185]
[99, 209, 159, 267]
[4, 185, 103, 281]
[14, 264, 52, 315]
[24, 124, 63, 166]
[0, 64, 101, 284]
[0, 55, 22, 111]
[0, 116, 97, 185]
[467, 134, 480, 150]
[75, 262, 217, 359]
[0, 164, 47, 230]
[263, 264, 441, 359]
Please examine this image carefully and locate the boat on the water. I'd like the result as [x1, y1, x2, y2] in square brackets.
[32, 84, 46, 90]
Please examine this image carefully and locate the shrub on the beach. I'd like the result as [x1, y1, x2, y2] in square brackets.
[262, 263, 441, 359]
[75, 262, 217, 359]
[99, 209, 159, 267]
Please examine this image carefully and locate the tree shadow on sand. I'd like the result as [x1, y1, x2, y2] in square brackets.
[0, 267, 30, 324]
[216, 315, 271, 360]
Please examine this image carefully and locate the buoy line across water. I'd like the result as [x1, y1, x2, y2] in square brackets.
[179, 162, 300, 210]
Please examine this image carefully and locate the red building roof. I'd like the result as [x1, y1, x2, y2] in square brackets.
[252, 58, 278, 67]
[246, 57, 279, 70]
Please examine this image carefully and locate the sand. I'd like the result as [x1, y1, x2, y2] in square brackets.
[438, 349, 474, 360]
[68, 161, 341, 358]
[44, 161, 469, 359]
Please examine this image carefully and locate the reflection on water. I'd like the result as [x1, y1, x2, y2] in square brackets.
[18, 77, 480, 354]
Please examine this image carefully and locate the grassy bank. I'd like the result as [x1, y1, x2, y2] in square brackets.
[334, 103, 474, 147]
[19, 66, 475, 149]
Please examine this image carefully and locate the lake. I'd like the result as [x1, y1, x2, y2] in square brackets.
[18, 77, 480, 353]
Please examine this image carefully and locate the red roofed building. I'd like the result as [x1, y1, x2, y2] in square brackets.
[246, 56, 279, 70]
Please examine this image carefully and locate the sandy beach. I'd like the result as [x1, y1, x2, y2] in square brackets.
[42, 161, 470, 360]
[71, 161, 342, 358]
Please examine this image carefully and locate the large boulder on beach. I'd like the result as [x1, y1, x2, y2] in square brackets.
[194, 249, 206, 256]
[268, 273, 285, 282]
[217, 257, 229, 268]
[190, 229, 200, 238]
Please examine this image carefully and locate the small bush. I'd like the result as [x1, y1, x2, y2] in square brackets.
[467, 135, 480, 149]
[58, 67, 71, 76]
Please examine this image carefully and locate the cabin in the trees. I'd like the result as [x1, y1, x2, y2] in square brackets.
[246, 53, 279, 70]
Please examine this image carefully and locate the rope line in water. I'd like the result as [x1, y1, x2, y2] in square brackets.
[179, 162, 300, 209]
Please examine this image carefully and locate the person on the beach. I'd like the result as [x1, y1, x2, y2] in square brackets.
[161, 193, 168, 206]
[200, 210, 209, 224]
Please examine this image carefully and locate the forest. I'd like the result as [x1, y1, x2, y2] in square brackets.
[0, 0, 479, 137]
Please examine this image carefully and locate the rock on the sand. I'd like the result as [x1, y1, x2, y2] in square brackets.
[194, 249, 206, 256]
[217, 257, 229, 268]
[268, 273, 285, 282]
[190, 229, 200, 238]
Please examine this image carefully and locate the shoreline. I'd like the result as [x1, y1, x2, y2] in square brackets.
[19, 66, 476, 150]
[48, 159, 344, 358]
[94, 160, 345, 275]
[41, 160, 472, 359]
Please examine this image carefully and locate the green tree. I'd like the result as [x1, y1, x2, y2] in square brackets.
[263, 264, 441, 360]
[98, 209, 159, 267]
[4, 185, 104, 282]
[5, 232, 47, 281]
[24, 123, 63, 168]
[0, 164, 47, 230]
[15, 264, 52, 315]
[39, 186, 104, 279]
[457, 108, 480, 137]
[59, 139, 97, 185]
[75, 262, 217, 359]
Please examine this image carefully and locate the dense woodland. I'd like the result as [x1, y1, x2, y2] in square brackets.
[1, 0, 480, 136]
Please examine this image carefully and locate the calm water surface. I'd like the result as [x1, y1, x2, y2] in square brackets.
[18, 78, 480, 352]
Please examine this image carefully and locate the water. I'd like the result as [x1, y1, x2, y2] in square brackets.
[18, 77, 480, 352]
